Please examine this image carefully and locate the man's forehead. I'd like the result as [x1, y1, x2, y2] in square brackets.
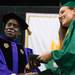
[7, 19, 19, 23]
[6, 19, 19, 27]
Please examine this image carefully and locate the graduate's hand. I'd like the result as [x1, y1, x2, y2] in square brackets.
[37, 52, 52, 63]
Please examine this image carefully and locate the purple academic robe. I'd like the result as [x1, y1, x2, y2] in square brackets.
[0, 35, 39, 75]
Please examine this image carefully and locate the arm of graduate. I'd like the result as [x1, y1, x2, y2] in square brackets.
[37, 49, 75, 65]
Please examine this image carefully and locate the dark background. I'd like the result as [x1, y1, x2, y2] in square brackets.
[0, 0, 59, 6]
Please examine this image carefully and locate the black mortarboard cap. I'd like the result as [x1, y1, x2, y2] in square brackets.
[2, 13, 28, 30]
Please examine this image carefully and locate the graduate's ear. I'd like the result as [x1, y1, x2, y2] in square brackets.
[73, 8, 75, 12]
[72, 8, 75, 19]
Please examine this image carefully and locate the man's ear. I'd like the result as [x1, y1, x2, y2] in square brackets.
[18, 31, 21, 36]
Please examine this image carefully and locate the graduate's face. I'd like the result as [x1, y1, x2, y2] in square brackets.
[59, 6, 75, 27]
[4, 19, 20, 38]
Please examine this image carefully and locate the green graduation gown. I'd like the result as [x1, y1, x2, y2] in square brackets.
[51, 20, 75, 75]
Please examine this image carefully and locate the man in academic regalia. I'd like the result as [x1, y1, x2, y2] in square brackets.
[0, 13, 39, 75]
[37, 1, 75, 75]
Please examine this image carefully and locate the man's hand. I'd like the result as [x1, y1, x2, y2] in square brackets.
[24, 63, 31, 73]
[25, 72, 39, 75]
[18, 73, 24, 75]
[18, 72, 39, 75]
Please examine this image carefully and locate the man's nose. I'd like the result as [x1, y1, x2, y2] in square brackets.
[10, 24, 14, 28]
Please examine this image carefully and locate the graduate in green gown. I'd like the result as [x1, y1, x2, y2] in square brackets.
[37, 1, 75, 75]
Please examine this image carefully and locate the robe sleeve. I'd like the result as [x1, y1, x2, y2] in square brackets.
[25, 48, 40, 72]
[0, 49, 16, 75]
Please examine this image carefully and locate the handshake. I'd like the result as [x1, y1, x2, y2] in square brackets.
[25, 54, 48, 73]
[29, 54, 48, 67]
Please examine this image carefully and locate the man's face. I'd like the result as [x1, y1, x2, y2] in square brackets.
[4, 19, 20, 38]
[59, 6, 75, 27]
